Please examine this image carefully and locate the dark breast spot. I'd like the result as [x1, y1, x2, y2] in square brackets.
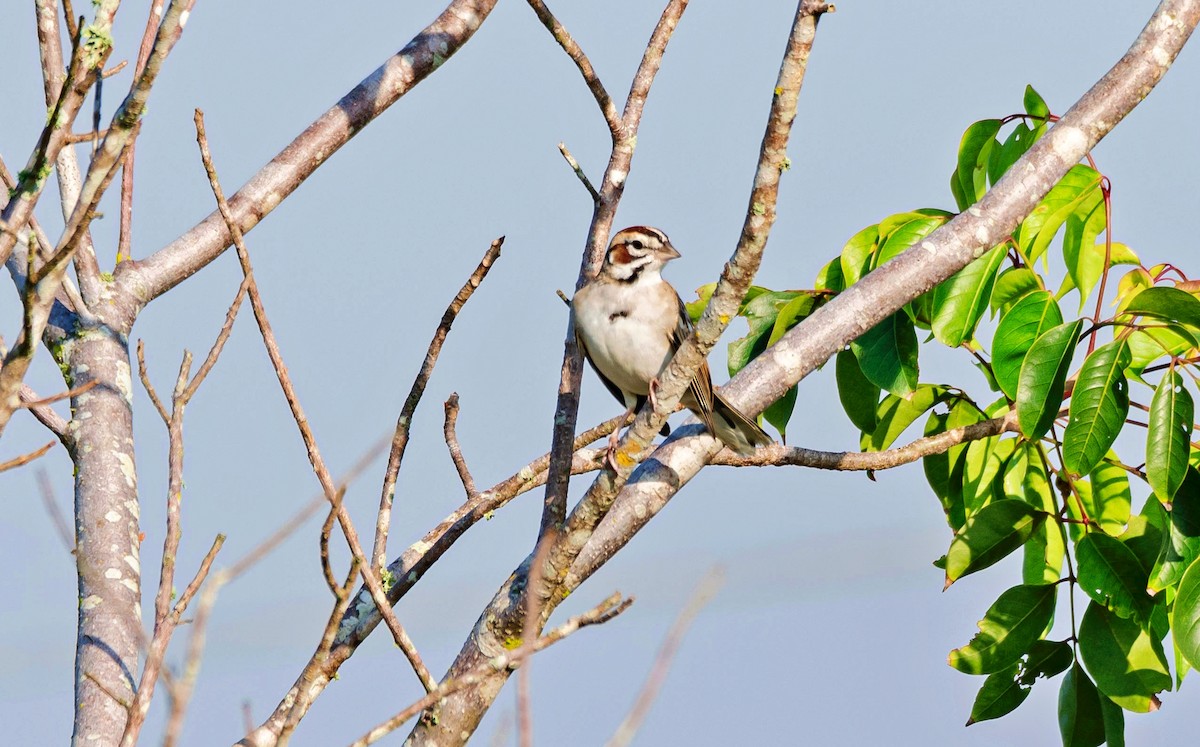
[608, 310, 629, 322]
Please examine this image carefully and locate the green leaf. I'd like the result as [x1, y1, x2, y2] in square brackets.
[991, 267, 1042, 314]
[992, 291, 1064, 400]
[1100, 692, 1126, 747]
[932, 245, 1007, 348]
[1126, 325, 1198, 379]
[849, 312, 920, 397]
[862, 385, 949, 452]
[874, 213, 951, 267]
[763, 384, 797, 442]
[1019, 165, 1102, 264]
[1063, 340, 1131, 476]
[963, 435, 1016, 515]
[1122, 285, 1200, 330]
[1079, 601, 1171, 712]
[954, 119, 1004, 207]
[1087, 455, 1133, 536]
[1076, 533, 1154, 624]
[948, 584, 1056, 674]
[1149, 467, 1200, 592]
[967, 663, 1031, 725]
[1024, 84, 1050, 120]
[1059, 662, 1106, 747]
[836, 349, 880, 433]
[1147, 370, 1194, 503]
[1005, 444, 1062, 585]
[840, 225, 880, 287]
[727, 291, 802, 376]
[1061, 189, 1107, 308]
[1016, 320, 1083, 440]
[945, 499, 1048, 587]
[923, 400, 981, 531]
[989, 122, 1036, 185]
[814, 256, 845, 294]
[1172, 556, 1200, 675]
[1025, 639, 1075, 681]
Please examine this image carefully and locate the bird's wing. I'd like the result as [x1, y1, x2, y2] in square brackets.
[672, 293, 717, 434]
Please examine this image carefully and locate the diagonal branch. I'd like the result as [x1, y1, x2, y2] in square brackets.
[568, 0, 1200, 597]
[194, 109, 437, 696]
[118, 0, 502, 307]
[539, 0, 691, 537]
[525, 0, 622, 142]
[372, 237, 503, 569]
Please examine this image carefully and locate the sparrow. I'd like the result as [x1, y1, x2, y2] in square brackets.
[570, 225, 772, 465]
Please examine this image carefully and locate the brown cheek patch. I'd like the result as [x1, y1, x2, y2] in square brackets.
[610, 243, 632, 266]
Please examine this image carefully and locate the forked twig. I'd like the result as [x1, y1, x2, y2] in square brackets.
[194, 109, 436, 694]
[373, 237, 503, 568]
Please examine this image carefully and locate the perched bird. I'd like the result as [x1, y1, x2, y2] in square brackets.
[571, 225, 772, 465]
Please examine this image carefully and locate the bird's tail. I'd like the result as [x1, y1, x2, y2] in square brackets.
[709, 391, 772, 456]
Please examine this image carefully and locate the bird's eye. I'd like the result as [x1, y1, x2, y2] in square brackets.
[630, 240, 643, 250]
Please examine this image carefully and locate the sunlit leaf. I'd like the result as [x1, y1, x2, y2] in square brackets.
[840, 225, 880, 287]
[862, 385, 949, 452]
[949, 584, 1056, 674]
[1079, 601, 1170, 712]
[1172, 557, 1200, 674]
[1122, 286, 1200, 330]
[1076, 533, 1154, 624]
[1149, 467, 1200, 592]
[992, 267, 1042, 314]
[850, 312, 920, 397]
[1016, 320, 1082, 440]
[945, 499, 1048, 586]
[932, 245, 1007, 348]
[992, 291, 1063, 400]
[1147, 370, 1194, 503]
[1063, 340, 1131, 476]
[954, 119, 1003, 208]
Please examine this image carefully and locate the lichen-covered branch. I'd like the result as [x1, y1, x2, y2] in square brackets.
[568, 0, 1200, 596]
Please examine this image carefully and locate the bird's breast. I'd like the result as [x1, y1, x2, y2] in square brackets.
[573, 280, 675, 396]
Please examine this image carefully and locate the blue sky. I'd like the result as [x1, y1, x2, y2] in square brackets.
[2, 2, 1199, 744]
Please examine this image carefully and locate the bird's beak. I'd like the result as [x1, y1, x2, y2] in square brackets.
[661, 242, 681, 260]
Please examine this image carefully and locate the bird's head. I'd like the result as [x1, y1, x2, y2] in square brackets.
[602, 225, 681, 282]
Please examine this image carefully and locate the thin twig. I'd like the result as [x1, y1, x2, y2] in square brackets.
[17, 378, 97, 408]
[558, 142, 599, 202]
[194, 109, 436, 694]
[162, 439, 388, 745]
[525, 1, 622, 141]
[279, 558, 362, 742]
[37, 469, 76, 554]
[517, 537, 554, 747]
[349, 593, 634, 747]
[0, 440, 55, 473]
[539, 0, 693, 539]
[606, 568, 723, 747]
[373, 236, 503, 568]
[18, 384, 71, 443]
[119, 0, 169, 264]
[119, 535, 225, 747]
[136, 339, 170, 424]
[443, 393, 477, 497]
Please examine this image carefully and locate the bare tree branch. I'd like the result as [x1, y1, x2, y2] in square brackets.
[37, 468, 76, 554]
[539, 0, 691, 539]
[118, 0, 502, 306]
[373, 237, 503, 568]
[443, 393, 478, 497]
[348, 593, 634, 747]
[525, 0, 622, 141]
[568, 0, 1200, 599]
[0, 439, 55, 473]
[193, 110, 437, 695]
